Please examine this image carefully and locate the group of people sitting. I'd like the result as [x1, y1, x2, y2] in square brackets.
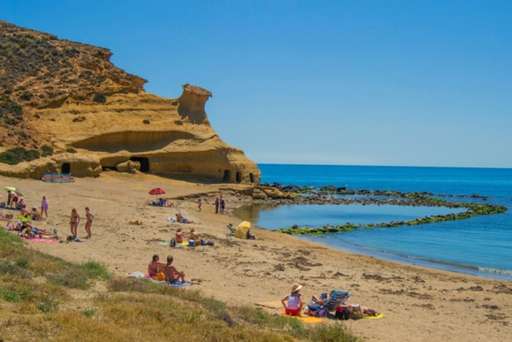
[171, 228, 214, 247]
[4, 190, 27, 211]
[149, 198, 173, 207]
[281, 284, 380, 320]
[147, 254, 186, 284]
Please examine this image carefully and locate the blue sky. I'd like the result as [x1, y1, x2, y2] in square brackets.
[2, 1, 511, 167]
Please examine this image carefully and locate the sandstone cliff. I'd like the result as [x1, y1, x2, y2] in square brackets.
[0, 21, 259, 183]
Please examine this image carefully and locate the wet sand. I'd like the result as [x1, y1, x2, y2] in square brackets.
[3, 172, 511, 341]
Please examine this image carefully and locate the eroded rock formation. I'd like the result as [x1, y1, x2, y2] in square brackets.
[0, 21, 260, 183]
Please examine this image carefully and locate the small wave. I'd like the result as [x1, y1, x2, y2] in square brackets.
[478, 267, 512, 276]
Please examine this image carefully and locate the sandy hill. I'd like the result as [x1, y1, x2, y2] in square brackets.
[0, 20, 259, 183]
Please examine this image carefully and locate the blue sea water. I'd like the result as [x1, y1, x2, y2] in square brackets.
[255, 164, 512, 280]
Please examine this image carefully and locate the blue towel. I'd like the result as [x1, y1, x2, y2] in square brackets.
[168, 280, 191, 288]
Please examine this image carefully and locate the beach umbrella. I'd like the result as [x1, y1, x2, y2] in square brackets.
[4, 186, 16, 192]
[149, 187, 166, 195]
[238, 221, 251, 229]
[235, 221, 252, 239]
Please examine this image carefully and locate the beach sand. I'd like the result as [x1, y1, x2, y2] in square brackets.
[3, 172, 511, 341]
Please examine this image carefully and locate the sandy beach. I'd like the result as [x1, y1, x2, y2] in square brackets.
[4, 173, 511, 342]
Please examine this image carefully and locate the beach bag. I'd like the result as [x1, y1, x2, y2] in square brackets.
[170, 239, 176, 247]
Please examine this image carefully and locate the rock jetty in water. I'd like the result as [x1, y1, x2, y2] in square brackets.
[0, 20, 259, 183]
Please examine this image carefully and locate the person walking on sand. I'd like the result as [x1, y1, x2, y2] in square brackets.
[197, 198, 202, 212]
[70, 208, 80, 239]
[281, 284, 304, 316]
[40, 196, 48, 218]
[214, 196, 220, 214]
[84, 207, 94, 239]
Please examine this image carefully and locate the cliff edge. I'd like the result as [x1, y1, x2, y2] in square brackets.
[0, 21, 259, 183]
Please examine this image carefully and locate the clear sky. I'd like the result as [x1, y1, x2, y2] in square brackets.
[2, 1, 511, 168]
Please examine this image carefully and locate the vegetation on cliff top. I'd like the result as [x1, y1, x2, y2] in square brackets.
[0, 229, 358, 341]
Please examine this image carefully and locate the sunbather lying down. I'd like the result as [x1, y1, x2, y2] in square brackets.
[306, 290, 380, 320]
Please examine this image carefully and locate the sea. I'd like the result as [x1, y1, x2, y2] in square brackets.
[244, 164, 512, 280]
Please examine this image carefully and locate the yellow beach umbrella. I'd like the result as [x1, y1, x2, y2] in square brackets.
[238, 221, 251, 229]
[235, 221, 251, 239]
[5, 186, 16, 192]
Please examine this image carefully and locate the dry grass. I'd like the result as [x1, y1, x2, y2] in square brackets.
[0, 229, 359, 342]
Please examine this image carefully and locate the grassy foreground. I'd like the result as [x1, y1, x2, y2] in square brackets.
[0, 229, 359, 341]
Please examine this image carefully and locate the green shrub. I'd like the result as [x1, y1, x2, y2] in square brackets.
[0, 147, 40, 165]
[37, 296, 59, 313]
[81, 307, 96, 318]
[48, 268, 89, 289]
[81, 261, 111, 280]
[0, 285, 32, 303]
[41, 144, 54, 157]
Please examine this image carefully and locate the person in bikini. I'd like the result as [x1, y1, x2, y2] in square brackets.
[84, 207, 94, 239]
[69, 208, 80, 239]
[147, 254, 165, 281]
[163, 255, 186, 283]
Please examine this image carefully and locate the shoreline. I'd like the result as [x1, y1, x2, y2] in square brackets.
[3, 172, 511, 341]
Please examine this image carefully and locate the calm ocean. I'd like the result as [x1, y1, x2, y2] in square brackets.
[255, 164, 512, 280]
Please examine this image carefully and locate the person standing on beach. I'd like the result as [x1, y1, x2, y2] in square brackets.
[7, 190, 12, 208]
[70, 208, 80, 239]
[40, 196, 48, 218]
[197, 198, 202, 212]
[214, 196, 220, 214]
[220, 196, 225, 214]
[84, 207, 94, 239]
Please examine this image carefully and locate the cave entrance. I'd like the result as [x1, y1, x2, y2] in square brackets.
[61, 163, 71, 175]
[130, 157, 150, 173]
[222, 170, 231, 182]
[236, 171, 242, 183]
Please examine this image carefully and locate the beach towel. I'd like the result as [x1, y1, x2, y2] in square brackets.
[26, 238, 58, 244]
[168, 280, 191, 288]
[279, 310, 326, 324]
[128, 271, 145, 279]
[363, 313, 384, 320]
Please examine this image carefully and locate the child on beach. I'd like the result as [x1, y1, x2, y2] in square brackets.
[282, 284, 304, 316]
[84, 207, 94, 239]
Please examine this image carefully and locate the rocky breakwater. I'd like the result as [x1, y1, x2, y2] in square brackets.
[253, 184, 507, 236]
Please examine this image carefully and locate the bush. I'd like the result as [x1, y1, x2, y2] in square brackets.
[37, 296, 59, 313]
[81, 307, 96, 318]
[0, 147, 40, 165]
[81, 261, 111, 280]
[41, 144, 54, 157]
[48, 268, 89, 289]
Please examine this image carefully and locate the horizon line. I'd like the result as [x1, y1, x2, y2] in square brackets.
[256, 162, 512, 170]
